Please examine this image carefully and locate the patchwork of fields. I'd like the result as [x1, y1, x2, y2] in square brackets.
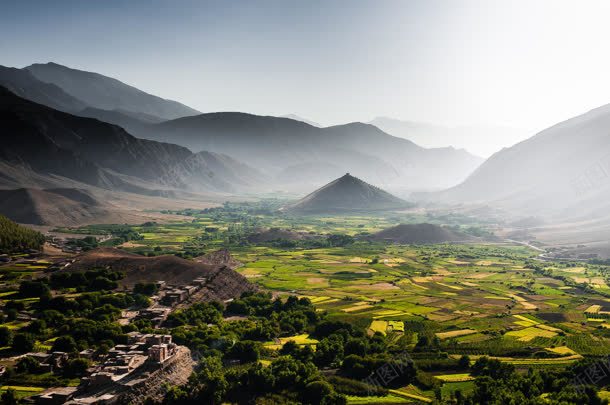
[39, 207, 610, 402]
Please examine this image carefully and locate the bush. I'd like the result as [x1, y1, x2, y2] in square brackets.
[134, 283, 158, 296]
[12, 332, 35, 353]
[65, 358, 90, 377]
[0, 326, 13, 346]
[327, 375, 388, 396]
[303, 380, 334, 404]
[16, 356, 40, 373]
[52, 335, 78, 353]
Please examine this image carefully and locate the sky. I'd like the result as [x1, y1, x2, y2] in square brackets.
[3, 0, 610, 156]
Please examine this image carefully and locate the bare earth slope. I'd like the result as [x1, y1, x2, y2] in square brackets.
[0, 188, 111, 226]
[67, 248, 256, 300]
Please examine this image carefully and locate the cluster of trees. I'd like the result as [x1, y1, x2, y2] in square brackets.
[0, 215, 45, 253]
[0, 270, 149, 357]
[161, 355, 345, 405]
[455, 357, 607, 404]
[49, 268, 124, 291]
[107, 227, 143, 245]
[65, 235, 98, 251]
[158, 293, 462, 404]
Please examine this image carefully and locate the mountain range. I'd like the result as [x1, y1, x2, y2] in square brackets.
[2, 61, 610, 244]
[0, 85, 263, 197]
[134, 113, 483, 192]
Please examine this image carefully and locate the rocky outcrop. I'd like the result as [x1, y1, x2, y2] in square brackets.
[116, 346, 194, 404]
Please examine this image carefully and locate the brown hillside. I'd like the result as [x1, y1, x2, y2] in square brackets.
[66, 248, 256, 301]
[194, 248, 242, 269]
[369, 223, 475, 244]
[0, 188, 109, 226]
[247, 228, 307, 243]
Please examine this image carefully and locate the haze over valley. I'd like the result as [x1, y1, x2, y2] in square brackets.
[3, 1, 610, 404]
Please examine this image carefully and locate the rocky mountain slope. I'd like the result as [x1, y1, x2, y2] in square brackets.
[0, 86, 262, 196]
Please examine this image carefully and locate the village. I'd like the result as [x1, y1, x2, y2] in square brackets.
[25, 276, 211, 404]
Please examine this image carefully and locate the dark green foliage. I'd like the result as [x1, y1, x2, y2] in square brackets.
[51, 335, 78, 353]
[1, 388, 18, 405]
[0, 214, 45, 253]
[326, 234, 355, 247]
[15, 356, 40, 374]
[464, 366, 607, 405]
[12, 332, 35, 353]
[65, 235, 98, 251]
[224, 340, 261, 363]
[166, 302, 223, 327]
[49, 269, 123, 291]
[470, 357, 515, 380]
[0, 326, 13, 346]
[64, 358, 91, 377]
[327, 375, 388, 397]
[134, 282, 159, 296]
[19, 280, 50, 298]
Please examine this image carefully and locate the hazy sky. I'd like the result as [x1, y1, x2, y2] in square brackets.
[3, 0, 610, 155]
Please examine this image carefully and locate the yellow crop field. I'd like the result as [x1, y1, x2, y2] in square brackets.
[265, 334, 319, 350]
[585, 305, 602, 314]
[545, 346, 577, 356]
[369, 320, 389, 334]
[536, 324, 562, 332]
[505, 326, 557, 342]
[436, 329, 477, 340]
[387, 320, 404, 332]
[435, 373, 475, 382]
[342, 302, 374, 312]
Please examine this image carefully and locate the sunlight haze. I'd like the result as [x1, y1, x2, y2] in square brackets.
[3, 0, 610, 154]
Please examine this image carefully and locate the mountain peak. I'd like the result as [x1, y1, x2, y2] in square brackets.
[281, 173, 410, 214]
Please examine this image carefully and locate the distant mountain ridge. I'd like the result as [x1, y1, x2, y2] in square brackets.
[26, 62, 200, 120]
[430, 102, 610, 222]
[0, 62, 483, 196]
[135, 112, 483, 192]
[280, 114, 321, 127]
[0, 86, 263, 197]
[282, 173, 410, 214]
[370, 116, 528, 158]
[0, 65, 86, 113]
